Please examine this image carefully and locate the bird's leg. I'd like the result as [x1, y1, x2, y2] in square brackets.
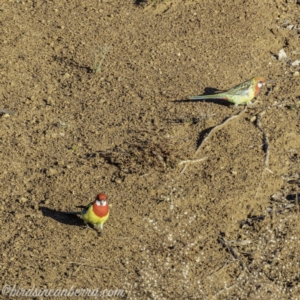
[86, 224, 93, 230]
[96, 223, 104, 236]
[84, 222, 94, 230]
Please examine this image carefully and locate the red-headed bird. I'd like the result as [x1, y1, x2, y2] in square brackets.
[66, 193, 109, 234]
[189, 77, 266, 106]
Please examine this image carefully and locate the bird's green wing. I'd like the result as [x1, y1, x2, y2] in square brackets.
[227, 79, 252, 96]
[81, 202, 93, 214]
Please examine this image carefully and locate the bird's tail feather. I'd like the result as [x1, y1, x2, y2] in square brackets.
[189, 94, 227, 100]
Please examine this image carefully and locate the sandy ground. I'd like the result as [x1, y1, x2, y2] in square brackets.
[1, 0, 300, 299]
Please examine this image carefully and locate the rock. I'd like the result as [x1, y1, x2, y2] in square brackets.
[114, 178, 122, 184]
[278, 48, 287, 61]
[291, 60, 300, 66]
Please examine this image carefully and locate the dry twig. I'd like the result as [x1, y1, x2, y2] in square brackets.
[0, 109, 15, 115]
[180, 107, 247, 173]
[196, 107, 247, 154]
[211, 235, 248, 299]
[179, 158, 206, 174]
[218, 236, 246, 270]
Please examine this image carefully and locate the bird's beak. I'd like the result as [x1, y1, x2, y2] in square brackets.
[100, 200, 107, 206]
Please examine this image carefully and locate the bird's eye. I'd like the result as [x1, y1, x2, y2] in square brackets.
[257, 81, 264, 88]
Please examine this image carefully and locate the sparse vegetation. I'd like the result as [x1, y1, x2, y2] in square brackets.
[93, 44, 111, 74]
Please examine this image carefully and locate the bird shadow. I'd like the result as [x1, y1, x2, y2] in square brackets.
[203, 87, 224, 94]
[39, 206, 85, 227]
[134, 0, 147, 5]
[172, 87, 230, 107]
[173, 98, 230, 107]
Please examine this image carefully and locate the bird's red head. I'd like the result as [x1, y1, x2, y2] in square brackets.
[96, 193, 107, 201]
[253, 77, 266, 96]
[254, 77, 266, 85]
[94, 193, 107, 206]
[93, 193, 109, 217]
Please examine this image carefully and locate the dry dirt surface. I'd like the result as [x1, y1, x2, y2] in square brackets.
[1, 0, 300, 299]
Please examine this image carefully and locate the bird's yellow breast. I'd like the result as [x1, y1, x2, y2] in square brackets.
[82, 205, 109, 225]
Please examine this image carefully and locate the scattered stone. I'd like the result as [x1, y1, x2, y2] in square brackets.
[19, 197, 28, 203]
[46, 96, 55, 105]
[47, 168, 57, 176]
[114, 178, 122, 184]
[278, 48, 287, 61]
[62, 73, 70, 80]
[291, 60, 300, 66]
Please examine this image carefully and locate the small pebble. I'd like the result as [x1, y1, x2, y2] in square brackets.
[19, 197, 28, 203]
[114, 178, 122, 184]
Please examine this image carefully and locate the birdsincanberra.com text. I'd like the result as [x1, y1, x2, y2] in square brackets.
[1, 284, 126, 298]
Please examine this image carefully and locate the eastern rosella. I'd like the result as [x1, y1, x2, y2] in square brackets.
[189, 77, 266, 106]
[66, 193, 109, 234]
